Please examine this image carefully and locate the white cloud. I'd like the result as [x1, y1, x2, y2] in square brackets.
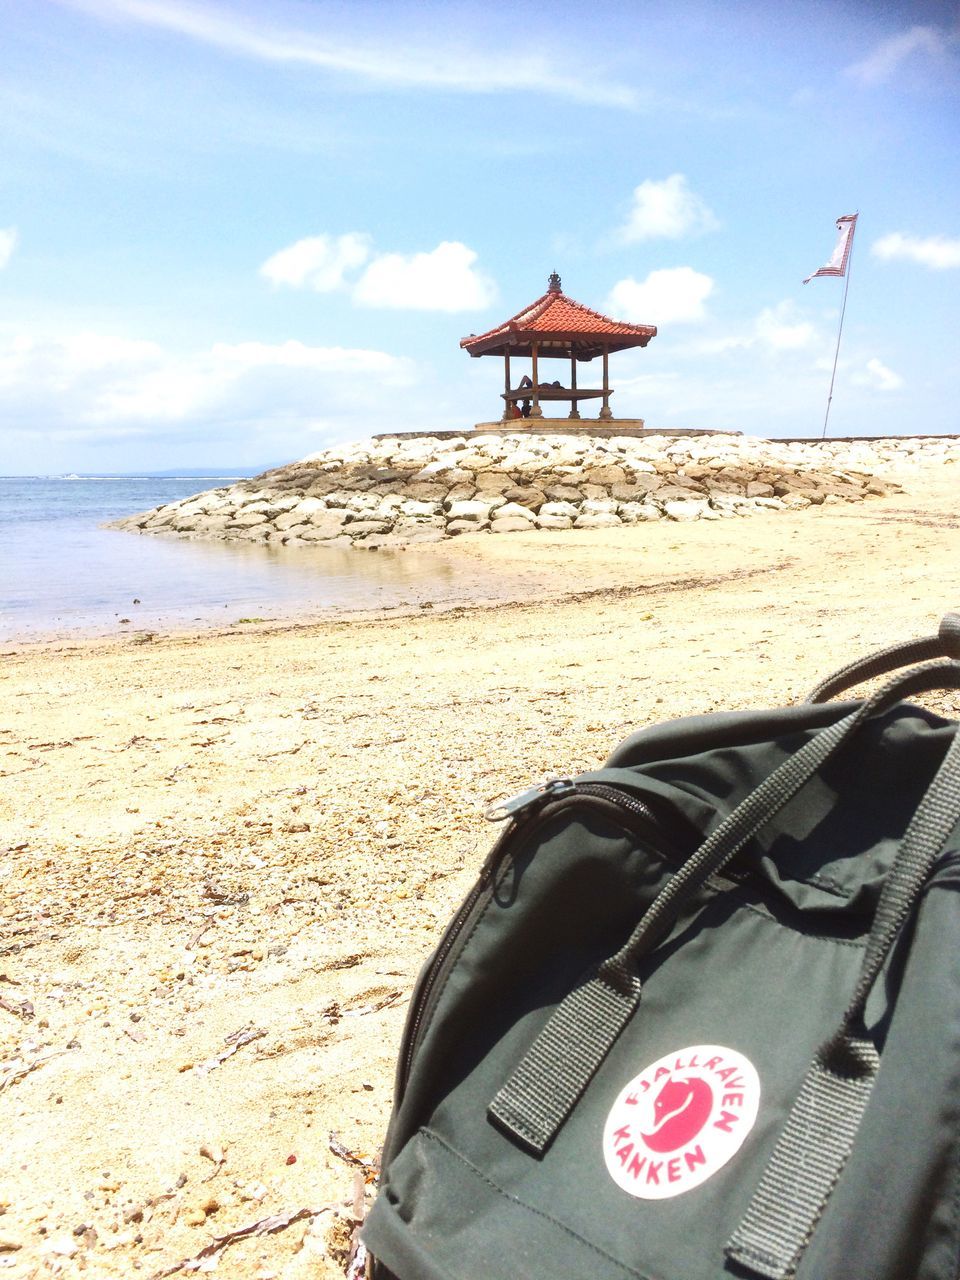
[853, 357, 904, 392]
[754, 302, 816, 351]
[0, 331, 417, 431]
[617, 175, 718, 243]
[261, 235, 496, 312]
[0, 227, 17, 269]
[59, 0, 637, 108]
[872, 231, 960, 270]
[354, 242, 497, 312]
[260, 233, 371, 291]
[607, 267, 714, 325]
[847, 25, 956, 85]
[60, 332, 165, 372]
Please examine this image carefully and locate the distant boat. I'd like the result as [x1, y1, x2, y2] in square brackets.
[62, 473, 81, 480]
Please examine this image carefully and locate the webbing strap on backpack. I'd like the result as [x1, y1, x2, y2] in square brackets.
[489, 657, 960, 1156]
[726, 718, 960, 1278]
[805, 611, 960, 704]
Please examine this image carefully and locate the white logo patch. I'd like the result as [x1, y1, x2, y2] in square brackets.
[602, 1044, 760, 1199]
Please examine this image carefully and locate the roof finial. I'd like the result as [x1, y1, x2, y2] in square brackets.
[547, 270, 562, 293]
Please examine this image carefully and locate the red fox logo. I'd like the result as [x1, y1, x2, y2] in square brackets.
[641, 1076, 713, 1153]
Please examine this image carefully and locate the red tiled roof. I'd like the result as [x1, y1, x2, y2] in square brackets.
[461, 281, 656, 359]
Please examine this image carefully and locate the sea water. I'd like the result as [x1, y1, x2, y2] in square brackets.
[0, 475, 465, 642]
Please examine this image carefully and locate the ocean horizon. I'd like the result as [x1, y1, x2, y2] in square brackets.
[0, 474, 462, 642]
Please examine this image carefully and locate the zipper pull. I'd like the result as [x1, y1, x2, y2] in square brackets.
[484, 777, 575, 822]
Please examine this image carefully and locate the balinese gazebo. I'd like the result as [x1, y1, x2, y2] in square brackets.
[460, 272, 656, 427]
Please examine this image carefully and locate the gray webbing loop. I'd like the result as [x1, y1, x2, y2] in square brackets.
[805, 610, 960, 704]
[487, 968, 642, 1155]
[490, 660, 959, 1156]
[726, 697, 960, 1279]
[725, 1036, 880, 1280]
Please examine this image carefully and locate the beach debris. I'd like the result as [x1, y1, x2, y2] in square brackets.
[0, 993, 34, 1021]
[200, 1143, 226, 1167]
[328, 1134, 380, 1180]
[201, 877, 248, 907]
[321, 991, 403, 1026]
[150, 1205, 335, 1278]
[349, 990, 404, 1017]
[193, 1025, 266, 1075]
[346, 1238, 369, 1280]
[1, 1045, 70, 1092]
[186, 917, 216, 950]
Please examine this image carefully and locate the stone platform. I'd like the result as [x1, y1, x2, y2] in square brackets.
[374, 423, 733, 442]
[473, 418, 649, 436]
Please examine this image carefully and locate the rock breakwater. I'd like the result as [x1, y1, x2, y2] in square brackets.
[112, 433, 957, 551]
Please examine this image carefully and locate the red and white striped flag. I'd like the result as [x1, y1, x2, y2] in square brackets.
[803, 214, 858, 284]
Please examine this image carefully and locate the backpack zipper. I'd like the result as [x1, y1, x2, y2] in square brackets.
[393, 780, 690, 1106]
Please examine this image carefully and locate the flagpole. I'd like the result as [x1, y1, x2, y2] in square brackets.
[821, 217, 857, 439]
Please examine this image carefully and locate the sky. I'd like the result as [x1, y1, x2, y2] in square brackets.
[1, 0, 958, 474]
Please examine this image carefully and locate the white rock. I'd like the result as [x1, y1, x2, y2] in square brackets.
[493, 502, 537, 522]
[663, 500, 710, 521]
[574, 513, 622, 528]
[538, 501, 579, 519]
[445, 499, 495, 521]
[490, 516, 534, 534]
[399, 498, 441, 517]
[446, 519, 490, 535]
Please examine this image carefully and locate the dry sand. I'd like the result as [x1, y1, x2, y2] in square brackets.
[1, 470, 959, 1278]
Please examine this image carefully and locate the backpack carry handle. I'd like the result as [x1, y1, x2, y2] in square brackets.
[805, 611, 960, 704]
[489, 659, 960, 1157]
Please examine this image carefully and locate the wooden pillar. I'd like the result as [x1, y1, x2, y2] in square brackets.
[599, 345, 613, 420]
[503, 351, 511, 422]
[530, 342, 543, 418]
[569, 352, 580, 418]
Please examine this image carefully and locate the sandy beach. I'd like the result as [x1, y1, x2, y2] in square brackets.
[1, 466, 959, 1278]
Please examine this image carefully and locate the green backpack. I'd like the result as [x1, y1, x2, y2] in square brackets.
[364, 615, 960, 1280]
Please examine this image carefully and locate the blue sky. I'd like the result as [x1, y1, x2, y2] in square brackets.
[1, 0, 958, 473]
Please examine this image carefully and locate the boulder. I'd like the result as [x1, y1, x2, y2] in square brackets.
[445, 499, 496, 521]
[502, 486, 546, 509]
[472, 471, 514, 494]
[663, 500, 711, 521]
[618, 502, 661, 523]
[574, 513, 622, 529]
[228, 511, 269, 528]
[538, 501, 579, 519]
[400, 482, 447, 501]
[490, 516, 535, 534]
[493, 502, 537, 523]
[543, 484, 584, 503]
[583, 464, 627, 485]
[446, 519, 490, 535]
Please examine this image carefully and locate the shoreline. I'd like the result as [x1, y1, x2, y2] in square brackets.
[1, 469, 959, 1277]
